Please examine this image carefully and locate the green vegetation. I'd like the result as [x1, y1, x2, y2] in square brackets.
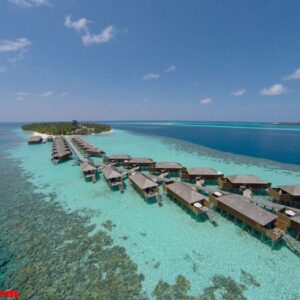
[21, 121, 111, 135]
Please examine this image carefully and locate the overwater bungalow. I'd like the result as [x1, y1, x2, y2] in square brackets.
[269, 185, 300, 208]
[164, 182, 210, 216]
[104, 154, 131, 165]
[27, 135, 43, 144]
[150, 162, 184, 176]
[80, 161, 97, 182]
[218, 175, 271, 193]
[72, 137, 105, 157]
[102, 165, 124, 192]
[181, 167, 223, 183]
[209, 191, 282, 242]
[125, 158, 155, 170]
[129, 172, 160, 200]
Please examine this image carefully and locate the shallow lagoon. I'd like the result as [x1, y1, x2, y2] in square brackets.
[8, 128, 300, 299]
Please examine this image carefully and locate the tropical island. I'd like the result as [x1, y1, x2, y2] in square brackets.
[276, 122, 300, 126]
[22, 121, 111, 135]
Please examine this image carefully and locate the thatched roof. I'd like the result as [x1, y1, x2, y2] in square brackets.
[28, 135, 42, 142]
[291, 216, 300, 225]
[86, 147, 104, 153]
[225, 175, 268, 185]
[186, 167, 222, 176]
[217, 194, 277, 226]
[128, 158, 153, 164]
[80, 161, 96, 172]
[155, 162, 183, 169]
[167, 182, 205, 204]
[52, 151, 71, 158]
[102, 165, 122, 179]
[279, 185, 300, 196]
[107, 154, 131, 160]
[130, 173, 158, 190]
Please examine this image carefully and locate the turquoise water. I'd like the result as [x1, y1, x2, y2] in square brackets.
[8, 128, 300, 299]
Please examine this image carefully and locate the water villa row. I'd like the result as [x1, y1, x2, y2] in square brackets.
[28, 136, 300, 252]
[51, 137, 72, 164]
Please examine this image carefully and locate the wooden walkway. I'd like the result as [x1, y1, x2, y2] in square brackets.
[65, 136, 88, 162]
[282, 233, 300, 256]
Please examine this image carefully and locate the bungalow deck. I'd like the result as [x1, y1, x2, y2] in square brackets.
[275, 206, 300, 239]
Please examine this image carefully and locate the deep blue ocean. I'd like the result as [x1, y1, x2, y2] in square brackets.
[108, 121, 300, 166]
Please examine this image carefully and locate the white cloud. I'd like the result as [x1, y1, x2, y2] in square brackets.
[0, 66, 7, 72]
[231, 89, 246, 96]
[143, 73, 160, 80]
[15, 91, 56, 98]
[260, 84, 289, 96]
[283, 68, 300, 81]
[200, 97, 212, 104]
[82, 26, 116, 46]
[165, 65, 176, 73]
[64, 15, 89, 32]
[60, 92, 68, 96]
[8, 0, 48, 8]
[7, 51, 27, 66]
[38, 90, 53, 97]
[0, 39, 31, 67]
[0, 38, 31, 52]
[17, 91, 30, 96]
[65, 15, 116, 47]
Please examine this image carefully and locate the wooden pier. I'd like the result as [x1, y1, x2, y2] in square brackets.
[65, 136, 88, 162]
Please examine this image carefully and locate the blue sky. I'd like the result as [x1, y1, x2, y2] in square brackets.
[0, 0, 300, 122]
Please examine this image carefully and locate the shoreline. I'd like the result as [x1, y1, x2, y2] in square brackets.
[28, 129, 114, 138]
